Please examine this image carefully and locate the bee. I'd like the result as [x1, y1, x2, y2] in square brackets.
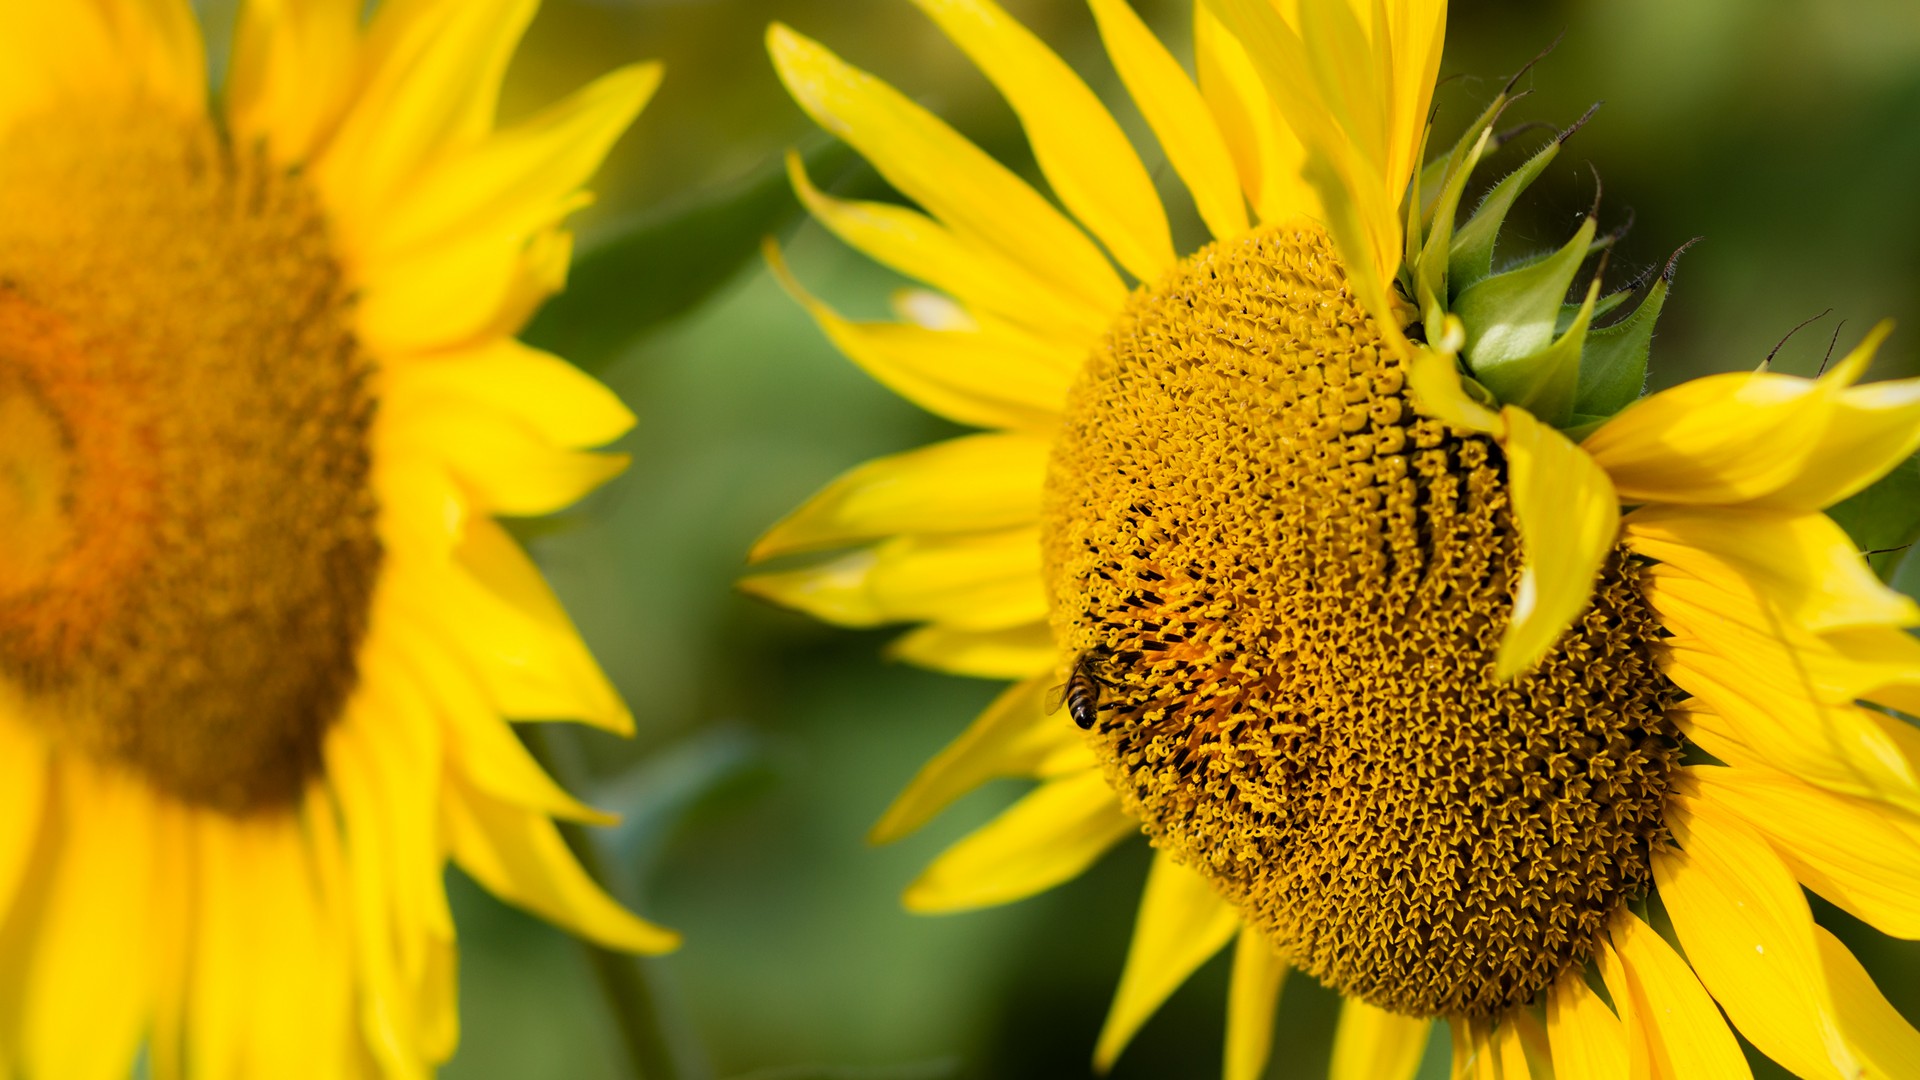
[1046, 651, 1108, 730]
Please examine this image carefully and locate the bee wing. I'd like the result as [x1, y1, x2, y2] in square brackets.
[1042, 680, 1068, 715]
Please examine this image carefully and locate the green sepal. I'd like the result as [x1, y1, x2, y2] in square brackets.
[1828, 454, 1920, 581]
[1477, 277, 1599, 427]
[1558, 288, 1632, 333]
[1448, 137, 1562, 294]
[1416, 93, 1511, 228]
[1455, 214, 1596, 378]
[1405, 126, 1433, 282]
[1574, 274, 1670, 419]
[1414, 124, 1493, 322]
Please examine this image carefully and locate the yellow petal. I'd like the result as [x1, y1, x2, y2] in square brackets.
[903, 769, 1134, 912]
[766, 23, 1127, 316]
[1200, 0, 1419, 321]
[787, 153, 1109, 346]
[1664, 641, 1920, 815]
[1494, 1018, 1537, 1079]
[0, 718, 45, 922]
[911, 0, 1173, 281]
[1656, 788, 1860, 1079]
[384, 338, 636, 451]
[751, 433, 1049, 561]
[381, 639, 611, 825]
[870, 677, 1091, 844]
[1599, 910, 1752, 1079]
[0, 8, 154, 122]
[315, 0, 538, 225]
[1825, 627, 1920, 717]
[741, 527, 1047, 633]
[1646, 565, 1920, 715]
[361, 62, 657, 265]
[321, 725, 445, 1076]
[1193, 6, 1317, 224]
[1626, 506, 1919, 634]
[18, 762, 155, 1080]
[1495, 406, 1620, 680]
[356, 210, 588, 354]
[765, 240, 1074, 431]
[113, 0, 207, 116]
[1813, 924, 1920, 1077]
[443, 770, 680, 954]
[1583, 324, 1897, 509]
[336, 678, 452, 943]
[1407, 344, 1501, 432]
[1331, 997, 1432, 1080]
[1451, 1015, 1546, 1080]
[227, 0, 361, 162]
[1448, 1018, 1484, 1080]
[1767, 372, 1920, 510]
[389, 396, 629, 517]
[1690, 763, 1920, 940]
[145, 799, 193, 1080]
[886, 622, 1058, 680]
[1222, 926, 1288, 1080]
[384, 560, 626, 737]
[1545, 967, 1628, 1080]
[187, 815, 355, 1080]
[1382, 0, 1449, 201]
[1088, 0, 1250, 242]
[1094, 852, 1241, 1071]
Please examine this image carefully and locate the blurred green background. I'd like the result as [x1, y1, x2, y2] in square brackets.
[206, 1, 1920, 1077]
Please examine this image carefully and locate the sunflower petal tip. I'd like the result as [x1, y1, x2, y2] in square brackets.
[630, 923, 684, 955]
[900, 882, 940, 913]
[867, 817, 907, 847]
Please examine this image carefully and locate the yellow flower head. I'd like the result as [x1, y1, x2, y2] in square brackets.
[0, 2, 669, 1076]
[750, 1, 1920, 1075]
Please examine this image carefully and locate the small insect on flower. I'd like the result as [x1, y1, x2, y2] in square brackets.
[1045, 650, 1112, 730]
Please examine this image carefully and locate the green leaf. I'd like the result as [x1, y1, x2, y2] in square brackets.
[1447, 136, 1561, 294]
[1455, 215, 1595, 386]
[524, 139, 854, 373]
[1828, 454, 1920, 580]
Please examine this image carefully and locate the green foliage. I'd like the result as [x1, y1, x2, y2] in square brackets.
[525, 141, 852, 372]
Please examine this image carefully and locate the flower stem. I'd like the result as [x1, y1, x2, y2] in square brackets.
[520, 723, 696, 1080]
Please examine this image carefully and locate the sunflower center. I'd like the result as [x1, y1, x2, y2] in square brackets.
[1041, 225, 1678, 1019]
[0, 106, 382, 814]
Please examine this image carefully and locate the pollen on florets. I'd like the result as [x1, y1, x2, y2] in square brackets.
[1040, 224, 1678, 1019]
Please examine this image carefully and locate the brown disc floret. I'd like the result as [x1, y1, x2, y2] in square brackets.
[1041, 224, 1678, 1018]
[0, 107, 381, 814]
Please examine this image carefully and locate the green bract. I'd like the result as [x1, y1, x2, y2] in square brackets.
[1402, 94, 1682, 431]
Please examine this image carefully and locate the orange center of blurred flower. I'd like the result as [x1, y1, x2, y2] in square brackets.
[0, 106, 383, 814]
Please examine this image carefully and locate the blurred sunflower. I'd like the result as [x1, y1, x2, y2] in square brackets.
[0, 2, 671, 1076]
[748, 1, 1920, 1076]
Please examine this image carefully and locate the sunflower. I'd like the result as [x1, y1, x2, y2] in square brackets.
[0, 2, 673, 1076]
[747, 1, 1920, 1076]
